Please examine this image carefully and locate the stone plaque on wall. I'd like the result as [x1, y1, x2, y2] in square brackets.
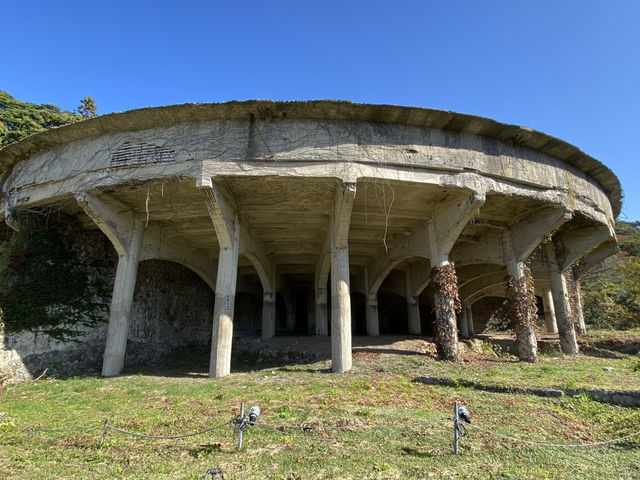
[111, 142, 175, 168]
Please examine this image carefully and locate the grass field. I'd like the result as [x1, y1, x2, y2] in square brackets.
[1, 330, 639, 479]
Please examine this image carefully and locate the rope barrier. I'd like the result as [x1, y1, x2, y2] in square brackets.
[0, 412, 232, 442]
[2, 407, 639, 451]
[465, 422, 640, 448]
[104, 420, 233, 440]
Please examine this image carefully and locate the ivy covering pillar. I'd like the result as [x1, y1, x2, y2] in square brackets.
[432, 262, 460, 361]
[506, 262, 538, 362]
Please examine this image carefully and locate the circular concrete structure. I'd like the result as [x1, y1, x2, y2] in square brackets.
[0, 101, 621, 375]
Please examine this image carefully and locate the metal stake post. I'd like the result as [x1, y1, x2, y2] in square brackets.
[454, 402, 459, 455]
[238, 402, 245, 450]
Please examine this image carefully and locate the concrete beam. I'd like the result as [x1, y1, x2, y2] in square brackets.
[366, 221, 430, 294]
[199, 180, 237, 250]
[74, 192, 136, 255]
[140, 224, 217, 291]
[508, 207, 571, 264]
[367, 190, 484, 295]
[432, 191, 486, 262]
[553, 225, 614, 272]
[407, 261, 432, 297]
[573, 239, 618, 279]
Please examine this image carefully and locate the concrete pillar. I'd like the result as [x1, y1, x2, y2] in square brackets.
[261, 292, 276, 340]
[428, 216, 460, 361]
[210, 239, 239, 378]
[431, 259, 460, 361]
[365, 293, 379, 336]
[569, 270, 587, 335]
[465, 306, 475, 336]
[550, 270, 579, 355]
[102, 221, 144, 377]
[459, 308, 469, 338]
[574, 281, 587, 335]
[546, 243, 579, 355]
[331, 245, 352, 373]
[404, 269, 421, 335]
[315, 288, 328, 335]
[542, 289, 558, 334]
[505, 259, 538, 362]
[407, 296, 421, 335]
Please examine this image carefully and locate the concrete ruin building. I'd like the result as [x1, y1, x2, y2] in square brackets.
[0, 101, 621, 378]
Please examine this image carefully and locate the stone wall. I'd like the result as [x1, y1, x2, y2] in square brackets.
[126, 260, 214, 365]
[1, 220, 216, 380]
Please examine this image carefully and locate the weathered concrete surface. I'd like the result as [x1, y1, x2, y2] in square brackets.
[0, 101, 621, 376]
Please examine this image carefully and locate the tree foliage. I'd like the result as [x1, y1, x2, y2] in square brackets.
[77, 96, 98, 119]
[0, 90, 81, 147]
[581, 221, 640, 329]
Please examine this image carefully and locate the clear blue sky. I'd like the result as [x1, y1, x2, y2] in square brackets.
[2, 1, 638, 220]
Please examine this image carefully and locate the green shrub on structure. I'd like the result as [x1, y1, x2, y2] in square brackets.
[0, 213, 112, 340]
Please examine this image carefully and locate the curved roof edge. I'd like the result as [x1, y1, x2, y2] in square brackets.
[0, 100, 622, 217]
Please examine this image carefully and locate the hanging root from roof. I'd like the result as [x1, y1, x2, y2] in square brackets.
[506, 264, 539, 363]
[432, 262, 461, 361]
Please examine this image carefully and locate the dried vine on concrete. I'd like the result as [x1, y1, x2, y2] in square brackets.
[432, 263, 461, 361]
[506, 264, 539, 363]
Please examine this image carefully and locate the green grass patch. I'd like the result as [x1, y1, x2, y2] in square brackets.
[1, 340, 639, 479]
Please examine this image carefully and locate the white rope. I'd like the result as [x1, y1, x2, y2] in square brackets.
[467, 423, 640, 448]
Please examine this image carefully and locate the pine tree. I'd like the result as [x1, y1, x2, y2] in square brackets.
[77, 96, 98, 119]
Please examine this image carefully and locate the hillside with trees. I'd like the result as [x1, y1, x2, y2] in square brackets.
[0, 91, 97, 147]
[581, 221, 640, 330]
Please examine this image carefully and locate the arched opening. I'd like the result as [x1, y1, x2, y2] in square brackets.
[235, 258, 264, 336]
[378, 293, 408, 333]
[277, 272, 315, 335]
[127, 259, 214, 368]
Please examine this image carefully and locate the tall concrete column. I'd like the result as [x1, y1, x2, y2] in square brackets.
[431, 258, 460, 361]
[574, 281, 587, 335]
[200, 181, 241, 377]
[550, 270, 579, 354]
[102, 220, 144, 377]
[330, 182, 356, 373]
[405, 270, 421, 335]
[210, 239, 239, 377]
[331, 245, 352, 373]
[459, 307, 469, 338]
[261, 292, 276, 340]
[407, 296, 421, 335]
[465, 306, 475, 336]
[365, 293, 379, 336]
[542, 289, 558, 334]
[569, 270, 587, 335]
[505, 259, 538, 362]
[546, 243, 579, 355]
